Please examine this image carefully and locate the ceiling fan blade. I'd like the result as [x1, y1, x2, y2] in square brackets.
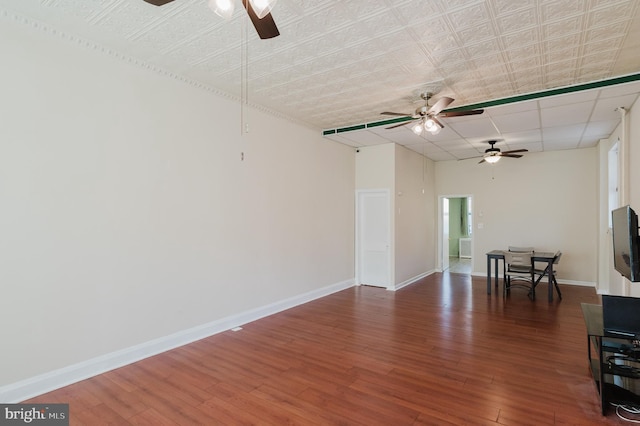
[381, 111, 412, 117]
[243, 0, 280, 39]
[439, 109, 484, 117]
[428, 97, 454, 115]
[385, 120, 415, 130]
[500, 149, 528, 155]
[500, 154, 524, 158]
[431, 116, 445, 129]
[478, 158, 486, 164]
[142, 0, 175, 5]
[458, 155, 483, 161]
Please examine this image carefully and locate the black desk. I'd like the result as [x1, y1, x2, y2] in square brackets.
[486, 250, 505, 295]
[486, 250, 559, 301]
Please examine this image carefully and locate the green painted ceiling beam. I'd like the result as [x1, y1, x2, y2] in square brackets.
[322, 73, 640, 135]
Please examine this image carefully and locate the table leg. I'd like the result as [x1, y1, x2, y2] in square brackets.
[494, 258, 499, 289]
[486, 255, 491, 295]
[548, 259, 553, 302]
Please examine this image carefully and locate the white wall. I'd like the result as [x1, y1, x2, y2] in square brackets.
[0, 16, 355, 397]
[627, 94, 640, 297]
[598, 124, 624, 295]
[355, 144, 396, 287]
[435, 148, 598, 285]
[597, 97, 640, 296]
[355, 144, 395, 189]
[394, 145, 436, 286]
[355, 143, 436, 289]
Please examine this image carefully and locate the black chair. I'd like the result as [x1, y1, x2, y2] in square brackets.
[508, 246, 534, 253]
[533, 251, 562, 300]
[504, 250, 535, 298]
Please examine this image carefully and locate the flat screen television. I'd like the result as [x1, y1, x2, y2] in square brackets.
[611, 205, 640, 282]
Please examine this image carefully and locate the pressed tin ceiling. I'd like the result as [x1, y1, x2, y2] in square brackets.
[2, 0, 640, 161]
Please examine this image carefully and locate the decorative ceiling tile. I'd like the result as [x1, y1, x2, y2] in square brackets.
[544, 32, 582, 51]
[475, 60, 510, 79]
[411, 16, 452, 40]
[506, 43, 540, 64]
[495, 8, 537, 34]
[585, 21, 633, 43]
[545, 46, 580, 65]
[3, 0, 639, 160]
[540, 0, 587, 23]
[589, 0, 632, 9]
[392, 2, 443, 27]
[356, 13, 404, 38]
[542, 15, 584, 39]
[491, 0, 536, 15]
[447, 2, 490, 30]
[425, 33, 460, 54]
[513, 78, 544, 94]
[299, 3, 357, 33]
[588, 1, 638, 26]
[583, 39, 624, 58]
[501, 27, 540, 49]
[436, 0, 483, 13]
[93, 0, 163, 38]
[456, 21, 497, 44]
[430, 47, 467, 68]
[464, 37, 502, 60]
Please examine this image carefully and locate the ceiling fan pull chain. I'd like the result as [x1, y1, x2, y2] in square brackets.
[241, 2, 249, 135]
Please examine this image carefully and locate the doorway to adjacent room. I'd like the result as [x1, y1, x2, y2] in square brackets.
[440, 195, 473, 275]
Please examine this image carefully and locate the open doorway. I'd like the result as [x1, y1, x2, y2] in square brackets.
[440, 195, 473, 274]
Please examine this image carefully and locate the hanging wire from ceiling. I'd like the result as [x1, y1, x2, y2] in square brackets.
[241, 0, 249, 136]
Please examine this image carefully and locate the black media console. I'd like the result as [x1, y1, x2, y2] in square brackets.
[581, 303, 640, 415]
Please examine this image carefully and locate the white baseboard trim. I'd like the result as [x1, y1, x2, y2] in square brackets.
[392, 270, 436, 291]
[555, 278, 595, 287]
[0, 279, 355, 403]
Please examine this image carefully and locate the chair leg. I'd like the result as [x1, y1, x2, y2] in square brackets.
[530, 273, 535, 300]
[553, 273, 562, 300]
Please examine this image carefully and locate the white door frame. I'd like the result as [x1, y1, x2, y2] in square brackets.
[438, 194, 473, 272]
[442, 197, 450, 272]
[355, 189, 392, 289]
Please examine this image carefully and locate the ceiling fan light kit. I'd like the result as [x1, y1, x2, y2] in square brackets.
[143, 0, 280, 39]
[477, 140, 528, 164]
[142, 0, 174, 5]
[381, 92, 483, 133]
[209, 0, 235, 20]
[249, 0, 277, 19]
[411, 117, 441, 136]
[209, 0, 277, 21]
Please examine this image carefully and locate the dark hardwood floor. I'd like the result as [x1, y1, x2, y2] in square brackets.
[26, 273, 631, 425]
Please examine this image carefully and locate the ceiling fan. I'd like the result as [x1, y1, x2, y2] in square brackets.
[477, 140, 528, 164]
[380, 92, 484, 135]
[142, 0, 280, 39]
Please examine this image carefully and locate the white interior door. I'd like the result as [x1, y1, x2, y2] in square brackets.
[357, 190, 390, 288]
[442, 197, 450, 271]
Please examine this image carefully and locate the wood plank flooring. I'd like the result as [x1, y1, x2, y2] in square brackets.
[26, 273, 632, 425]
